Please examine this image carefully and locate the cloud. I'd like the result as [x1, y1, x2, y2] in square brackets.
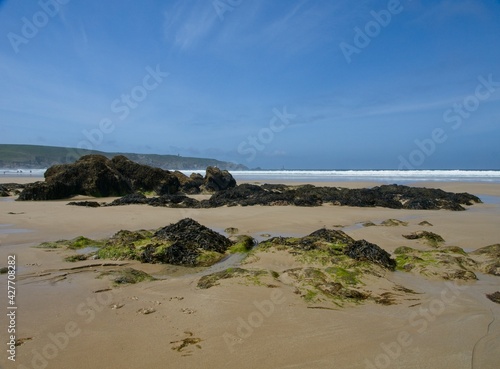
[163, 1, 219, 51]
[213, 0, 344, 55]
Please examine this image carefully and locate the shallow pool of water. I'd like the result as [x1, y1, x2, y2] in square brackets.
[0, 224, 32, 234]
[478, 194, 500, 205]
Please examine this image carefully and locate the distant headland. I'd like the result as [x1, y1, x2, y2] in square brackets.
[0, 144, 248, 170]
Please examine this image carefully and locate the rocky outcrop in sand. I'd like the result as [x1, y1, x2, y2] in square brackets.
[204, 183, 481, 210]
[18, 156, 238, 200]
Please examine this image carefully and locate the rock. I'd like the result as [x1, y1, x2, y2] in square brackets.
[306, 228, 355, 245]
[381, 219, 408, 226]
[205, 183, 291, 207]
[470, 244, 500, 276]
[402, 231, 445, 247]
[201, 166, 236, 192]
[0, 183, 25, 196]
[343, 240, 397, 270]
[486, 292, 500, 304]
[18, 155, 132, 200]
[98, 218, 233, 266]
[418, 221, 433, 226]
[225, 227, 239, 235]
[395, 247, 479, 280]
[180, 173, 205, 194]
[197, 268, 266, 289]
[17, 155, 181, 201]
[470, 244, 500, 258]
[107, 193, 148, 206]
[153, 218, 233, 265]
[99, 267, 155, 285]
[155, 218, 232, 253]
[145, 194, 200, 208]
[106, 193, 200, 208]
[0, 185, 9, 197]
[229, 235, 255, 252]
[67, 201, 101, 207]
[203, 183, 480, 210]
[111, 155, 180, 194]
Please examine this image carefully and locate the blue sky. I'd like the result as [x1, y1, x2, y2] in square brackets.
[0, 0, 499, 169]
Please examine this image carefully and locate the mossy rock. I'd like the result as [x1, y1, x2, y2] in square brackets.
[394, 246, 417, 255]
[64, 254, 88, 262]
[440, 246, 466, 255]
[196, 250, 225, 266]
[470, 244, 500, 258]
[381, 219, 408, 226]
[228, 235, 255, 253]
[325, 266, 361, 285]
[99, 267, 155, 285]
[67, 236, 102, 249]
[197, 268, 267, 289]
[35, 237, 104, 250]
[396, 248, 478, 280]
[284, 267, 368, 304]
[35, 240, 65, 249]
[402, 231, 445, 247]
[224, 227, 239, 235]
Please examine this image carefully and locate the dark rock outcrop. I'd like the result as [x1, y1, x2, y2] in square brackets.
[106, 193, 200, 208]
[343, 240, 397, 270]
[106, 193, 148, 206]
[67, 201, 101, 207]
[201, 166, 236, 192]
[486, 292, 500, 304]
[260, 227, 396, 271]
[17, 155, 180, 200]
[0, 185, 9, 197]
[402, 231, 445, 247]
[307, 228, 355, 245]
[111, 155, 179, 195]
[155, 218, 232, 254]
[202, 183, 481, 210]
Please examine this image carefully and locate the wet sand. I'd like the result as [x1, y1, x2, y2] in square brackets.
[0, 178, 499, 369]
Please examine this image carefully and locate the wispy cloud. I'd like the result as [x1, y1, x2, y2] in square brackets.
[163, 1, 219, 51]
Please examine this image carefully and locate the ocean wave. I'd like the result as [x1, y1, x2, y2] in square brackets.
[226, 170, 500, 183]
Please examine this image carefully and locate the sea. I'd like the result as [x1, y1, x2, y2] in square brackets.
[3, 169, 500, 184]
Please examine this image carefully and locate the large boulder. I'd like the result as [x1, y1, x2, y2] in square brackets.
[201, 166, 236, 192]
[19, 155, 132, 200]
[111, 155, 179, 195]
[18, 155, 181, 200]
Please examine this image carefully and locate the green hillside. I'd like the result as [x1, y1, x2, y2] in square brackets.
[0, 144, 247, 170]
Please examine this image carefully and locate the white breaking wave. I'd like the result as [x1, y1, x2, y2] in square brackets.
[2, 168, 500, 183]
[227, 170, 500, 183]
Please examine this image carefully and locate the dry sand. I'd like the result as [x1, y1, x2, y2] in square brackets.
[0, 178, 499, 369]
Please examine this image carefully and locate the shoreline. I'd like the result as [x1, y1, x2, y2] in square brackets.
[0, 179, 499, 369]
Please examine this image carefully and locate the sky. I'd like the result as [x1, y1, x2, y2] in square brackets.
[0, 0, 499, 169]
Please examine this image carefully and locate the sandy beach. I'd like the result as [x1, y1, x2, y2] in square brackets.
[1, 178, 499, 369]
